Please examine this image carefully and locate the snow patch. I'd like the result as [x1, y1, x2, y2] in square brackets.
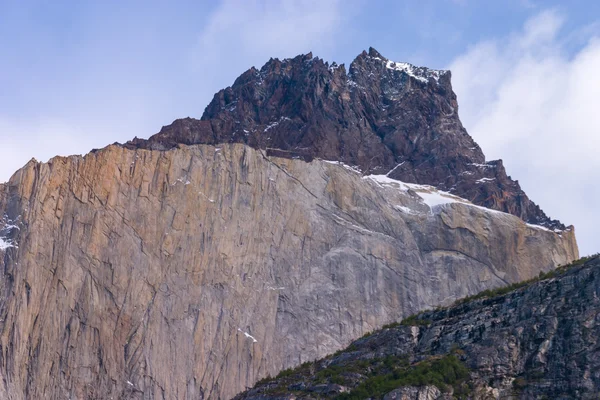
[322, 160, 362, 174]
[394, 205, 418, 215]
[416, 190, 461, 209]
[238, 328, 257, 343]
[347, 79, 363, 90]
[0, 238, 14, 251]
[328, 63, 342, 72]
[264, 117, 291, 132]
[476, 178, 495, 183]
[173, 177, 191, 186]
[385, 60, 446, 84]
[365, 174, 430, 192]
[526, 223, 559, 233]
[0, 216, 19, 251]
[468, 163, 493, 168]
[364, 175, 506, 216]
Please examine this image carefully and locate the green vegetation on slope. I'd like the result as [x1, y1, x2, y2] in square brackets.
[452, 254, 599, 307]
[243, 256, 599, 399]
[256, 353, 470, 398]
[338, 354, 470, 399]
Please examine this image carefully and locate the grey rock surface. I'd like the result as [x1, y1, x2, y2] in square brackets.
[237, 256, 600, 399]
[383, 386, 443, 400]
[0, 143, 578, 399]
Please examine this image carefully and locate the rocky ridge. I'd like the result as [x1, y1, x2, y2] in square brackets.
[236, 256, 600, 399]
[127, 47, 566, 230]
[0, 143, 577, 399]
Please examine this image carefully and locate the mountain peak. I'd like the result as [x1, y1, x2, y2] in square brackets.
[350, 47, 449, 85]
[368, 46, 384, 58]
[125, 48, 567, 231]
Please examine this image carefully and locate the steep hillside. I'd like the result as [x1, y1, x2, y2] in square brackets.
[237, 256, 600, 399]
[0, 143, 576, 399]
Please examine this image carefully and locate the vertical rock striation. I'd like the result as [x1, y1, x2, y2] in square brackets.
[0, 144, 577, 399]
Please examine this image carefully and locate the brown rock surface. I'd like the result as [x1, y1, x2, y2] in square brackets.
[0, 143, 577, 399]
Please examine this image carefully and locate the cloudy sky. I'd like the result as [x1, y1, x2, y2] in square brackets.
[1, 0, 598, 255]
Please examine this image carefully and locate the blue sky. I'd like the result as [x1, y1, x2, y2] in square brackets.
[1, 0, 599, 255]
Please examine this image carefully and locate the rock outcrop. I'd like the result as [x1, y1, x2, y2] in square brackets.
[236, 256, 600, 399]
[127, 48, 565, 230]
[0, 143, 577, 399]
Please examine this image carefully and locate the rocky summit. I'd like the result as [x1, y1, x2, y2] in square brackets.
[236, 255, 600, 400]
[0, 48, 580, 399]
[128, 47, 566, 231]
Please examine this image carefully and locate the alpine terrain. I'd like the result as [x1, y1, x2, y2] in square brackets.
[0, 48, 580, 399]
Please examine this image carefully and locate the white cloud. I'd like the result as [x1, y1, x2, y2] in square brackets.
[450, 10, 600, 256]
[0, 118, 102, 182]
[0, 0, 348, 183]
[0, 112, 159, 183]
[189, 0, 345, 100]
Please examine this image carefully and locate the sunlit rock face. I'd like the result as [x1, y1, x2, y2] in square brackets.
[0, 143, 577, 399]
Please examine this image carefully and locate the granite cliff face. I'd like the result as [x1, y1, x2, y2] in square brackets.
[237, 256, 600, 399]
[0, 143, 577, 399]
[0, 48, 580, 399]
[128, 48, 565, 230]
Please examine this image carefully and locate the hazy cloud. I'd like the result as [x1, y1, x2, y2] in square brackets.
[0, 0, 348, 183]
[450, 10, 600, 255]
[189, 0, 346, 96]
